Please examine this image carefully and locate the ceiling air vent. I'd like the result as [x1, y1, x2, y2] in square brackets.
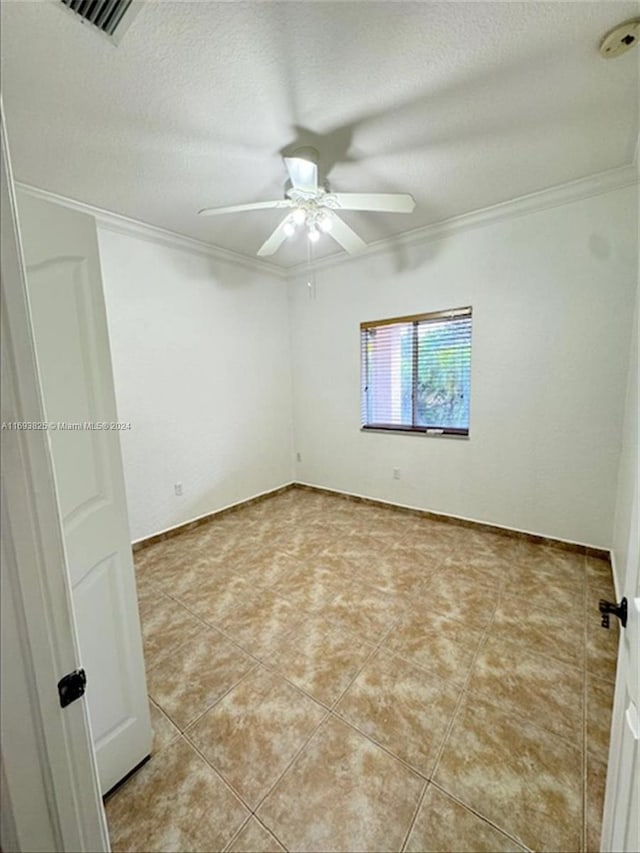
[59, 0, 141, 42]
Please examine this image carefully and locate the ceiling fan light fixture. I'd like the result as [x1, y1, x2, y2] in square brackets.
[199, 149, 416, 258]
[318, 214, 333, 233]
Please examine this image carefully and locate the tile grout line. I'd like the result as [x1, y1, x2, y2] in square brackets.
[130, 483, 298, 552]
[134, 481, 611, 560]
[399, 779, 430, 853]
[221, 808, 290, 853]
[427, 779, 533, 853]
[261, 631, 379, 716]
[464, 628, 585, 676]
[245, 611, 403, 825]
[130, 492, 595, 853]
[249, 705, 333, 822]
[146, 697, 181, 754]
[327, 708, 430, 784]
[107, 726, 254, 853]
[427, 595, 500, 771]
[179, 730, 259, 834]
[461, 679, 585, 754]
[161, 581, 313, 671]
[582, 554, 589, 853]
[159, 606, 344, 825]
[424, 566, 589, 853]
[154, 547, 413, 734]
[399, 591, 503, 853]
[142, 620, 211, 674]
[142, 588, 284, 731]
[147, 535, 514, 848]
[175, 655, 325, 824]
[135, 720, 258, 846]
[251, 813, 291, 853]
[221, 813, 254, 853]
[287, 484, 612, 560]
[179, 660, 262, 736]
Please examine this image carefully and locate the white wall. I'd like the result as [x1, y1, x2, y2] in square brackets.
[289, 186, 638, 549]
[98, 228, 293, 542]
[97, 185, 636, 549]
[612, 277, 638, 592]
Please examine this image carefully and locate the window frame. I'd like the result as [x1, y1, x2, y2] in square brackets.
[360, 306, 472, 437]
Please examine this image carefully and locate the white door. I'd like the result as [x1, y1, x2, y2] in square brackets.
[601, 468, 639, 853]
[16, 191, 152, 795]
[2, 107, 108, 851]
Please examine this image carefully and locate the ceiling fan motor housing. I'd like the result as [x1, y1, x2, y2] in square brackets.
[290, 146, 319, 165]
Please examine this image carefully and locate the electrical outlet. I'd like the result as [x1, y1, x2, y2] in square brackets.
[296, 452, 302, 462]
[393, 468, 400, 480]
[174, 482, 183, 496]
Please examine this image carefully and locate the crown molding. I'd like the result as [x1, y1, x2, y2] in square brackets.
[13, 182, 287, 279]
[15, 163, 637, 281]
[287, 163, 639, 277]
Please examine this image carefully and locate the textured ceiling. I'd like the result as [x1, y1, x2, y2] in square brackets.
[2, 1, 638, 268]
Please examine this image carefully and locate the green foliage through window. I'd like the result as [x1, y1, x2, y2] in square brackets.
[361, 308, 472, 435]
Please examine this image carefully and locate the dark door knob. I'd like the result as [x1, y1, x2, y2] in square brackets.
[599, 597, 627, 629]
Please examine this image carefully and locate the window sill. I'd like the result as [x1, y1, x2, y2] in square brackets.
[361, 426, 469, 439]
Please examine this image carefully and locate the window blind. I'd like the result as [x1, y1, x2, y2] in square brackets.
[361, 307, 472, 435]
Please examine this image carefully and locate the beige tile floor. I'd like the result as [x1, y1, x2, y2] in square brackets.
[105, 488, 618, 853]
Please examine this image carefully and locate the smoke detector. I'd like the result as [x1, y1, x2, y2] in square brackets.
[600, 19, 640, 58]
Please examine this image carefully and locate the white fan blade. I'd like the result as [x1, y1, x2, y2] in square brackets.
[198, 200, 292, 216]
[331, 192, 416, 213]
[325, 211, 367, 254]
[284, 156, 318, 194]
[257, 215, 292, 257]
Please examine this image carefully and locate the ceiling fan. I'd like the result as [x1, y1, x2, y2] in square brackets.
[197, 147, 416, 257]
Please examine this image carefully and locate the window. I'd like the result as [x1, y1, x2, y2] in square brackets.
[361, 307, 472, 436]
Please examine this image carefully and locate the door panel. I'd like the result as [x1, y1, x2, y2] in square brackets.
[74, 553, 130, 740]
[3, 110, 108, 850]
[602, 477, 639, 852]
[27, 257, 111, 526]
[17, 191, 152, 795]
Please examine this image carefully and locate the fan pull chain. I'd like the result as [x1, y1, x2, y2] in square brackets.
[306, 239, 317, 300]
